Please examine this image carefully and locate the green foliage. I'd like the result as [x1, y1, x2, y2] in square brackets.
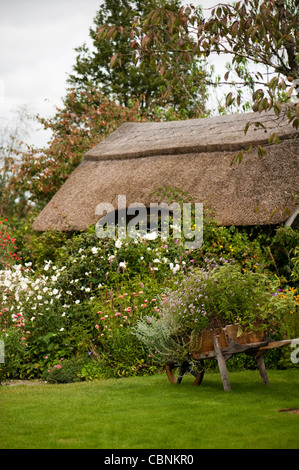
[124, 0, 298, 135]
[0, 221, 191, 380]
[43, 357, 85, 384]
[0, 328, 27, 383]
[133, 262, 299, 364]
[68, 0, 210, 118]
[1, 198, 298, 381]
[0, 217, 22, 269]
[269, 225, 299, 284]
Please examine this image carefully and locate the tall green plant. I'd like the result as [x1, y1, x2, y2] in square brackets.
[68, 0, 210, 118]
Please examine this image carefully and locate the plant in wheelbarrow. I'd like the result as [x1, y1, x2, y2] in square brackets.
[132, 262, 298, 385]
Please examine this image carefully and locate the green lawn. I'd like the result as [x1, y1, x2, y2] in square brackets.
[1, 369, 298, 449]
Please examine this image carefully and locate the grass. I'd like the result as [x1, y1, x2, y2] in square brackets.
[0, 369, 299, 449]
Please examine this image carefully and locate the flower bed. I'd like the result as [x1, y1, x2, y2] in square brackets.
[133, 263, 298, 364]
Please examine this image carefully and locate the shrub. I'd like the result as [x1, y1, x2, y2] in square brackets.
[0, 327, 28, 382]
[0, 218, 22, 269]
[43, 358, 84, 384]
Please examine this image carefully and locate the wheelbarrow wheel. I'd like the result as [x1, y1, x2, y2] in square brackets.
[165, 361, 205, 386]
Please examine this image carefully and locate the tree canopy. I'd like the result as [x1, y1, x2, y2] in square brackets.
[68, 0, 210, 118]
[98, 0, 299, 128]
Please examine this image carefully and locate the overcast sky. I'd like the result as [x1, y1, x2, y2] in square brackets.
[0, 0, 228, 148]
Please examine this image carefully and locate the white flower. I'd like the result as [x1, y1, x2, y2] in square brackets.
[142, 231, 158, 240]
[153, 258, 161, 263]
[53, 289, 59, 295]
[75, 300, 80, 304]
[91, 246, 99, 254]
[119, 262, 127, 269]
[60, 328, 64, 331]
[172, 264, 180, 274]
[115, 239, 122, 249]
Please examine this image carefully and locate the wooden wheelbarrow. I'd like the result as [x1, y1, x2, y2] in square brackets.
[165, 325, 299, 391]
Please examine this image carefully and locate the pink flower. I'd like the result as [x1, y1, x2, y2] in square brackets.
[95, 324, 100, 329]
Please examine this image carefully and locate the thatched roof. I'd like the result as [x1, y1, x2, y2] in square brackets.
[33, 109, 299, 231]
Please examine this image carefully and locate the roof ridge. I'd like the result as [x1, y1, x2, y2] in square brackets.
[84, 109, 297, 162]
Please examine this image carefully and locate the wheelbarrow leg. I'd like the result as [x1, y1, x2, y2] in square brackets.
[212, 335, 231, 391]
[177, 362, 190, 384]
[255, 352, 269, 386]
